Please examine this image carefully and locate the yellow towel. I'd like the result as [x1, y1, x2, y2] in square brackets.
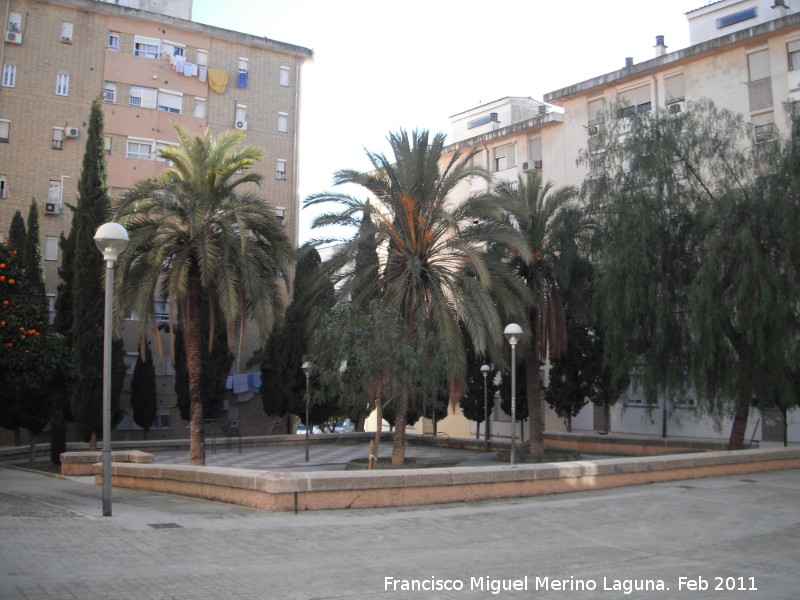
[208, 68, 228, 94]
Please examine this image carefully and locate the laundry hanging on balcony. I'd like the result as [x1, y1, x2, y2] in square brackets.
[208, 68, 228, 93]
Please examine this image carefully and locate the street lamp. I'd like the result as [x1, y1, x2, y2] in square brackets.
[302, 361, 310, 463]
[503, 323, 523, 465]
[94, 222, 128, 517]
[481, 364, 491, 450]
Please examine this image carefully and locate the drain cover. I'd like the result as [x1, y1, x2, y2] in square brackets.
[148, 522, 182, 529]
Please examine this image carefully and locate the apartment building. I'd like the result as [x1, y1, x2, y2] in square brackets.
[0, 0, 312, 441]
[427, 0, 800, 444]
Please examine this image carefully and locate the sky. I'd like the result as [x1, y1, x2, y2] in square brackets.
[191, 0, 705, 242]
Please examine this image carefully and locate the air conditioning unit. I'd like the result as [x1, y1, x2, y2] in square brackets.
[668, 102, 682, 114]
[5, 31, 22, 44]
[65, 127, 80, 138]
[44, 202, 60, 215]
[235, 120, 248, 130]
[522, 161, 531, 172]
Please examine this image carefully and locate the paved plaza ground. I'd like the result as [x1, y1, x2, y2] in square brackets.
[1, 442, 798, 599]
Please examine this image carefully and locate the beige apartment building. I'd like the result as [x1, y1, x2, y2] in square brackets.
[0, 0, 312, 441]
[422, 0, 800, 445]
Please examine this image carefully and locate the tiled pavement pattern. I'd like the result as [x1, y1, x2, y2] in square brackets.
[2, 464, 799, 599]
[154, 438, 498, 471]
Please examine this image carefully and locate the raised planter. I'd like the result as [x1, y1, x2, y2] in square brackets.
[100, 447, 800, 513]
[60, 450, 154, 476]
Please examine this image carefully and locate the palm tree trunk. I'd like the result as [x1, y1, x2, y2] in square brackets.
[186, 271, 206, 465]
[391, 395, 407, 466]
[728, 397, 750, 451]
[525, 348, 544, 455]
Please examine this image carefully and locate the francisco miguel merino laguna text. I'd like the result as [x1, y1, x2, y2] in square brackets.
[384, 575, 670, 595]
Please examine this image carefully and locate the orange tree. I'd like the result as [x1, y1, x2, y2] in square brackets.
[0, 241, 72, 455]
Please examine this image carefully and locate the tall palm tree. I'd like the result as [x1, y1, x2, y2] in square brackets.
[493, 174, 585, 455]
[306, 129, 529, 464]
[113, 125, 293, 465]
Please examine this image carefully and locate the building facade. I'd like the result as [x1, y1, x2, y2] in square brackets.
[0, 0, 312, 442]
[426, 0, 800, 445]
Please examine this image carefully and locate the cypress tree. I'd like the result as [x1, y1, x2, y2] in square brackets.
[131, 341, 157, 438]
[22, 200, 46, 312]
[70, 98, 121, 446]
[8, 211, 25, 249]
[54, 228, 75, 345]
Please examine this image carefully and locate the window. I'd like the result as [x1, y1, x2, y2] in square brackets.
[48, 180, 61, 205]
[60, 22, 73, 44]
[44, 236, 58, 261]
[104, 135, 112, 156]
[193, 97, 206, 118]
[277, 112, 288, 133]
[129, 86, 157, 109]
[528, 137, 542, 166]
[133, 35, 160, 59]
[196, 49, 208, 67]
[275, 206, 286, 226]
[237, 57, 249, 87]
[0, 119, 9, 143]
[153, 298, 170, 321]
[3, 64, 16, 88]
[153, 408, 172, 430]
[161, 40, 185, 59]
[0, 176, 6, 199]
[587, 98, 605, 125]
[157, 89, 182, 114]
[617, 84, 651, 117]
[664, 73, 684, 104]
[7, 12, 21, 33]
[625, 370, 657, 406]
[155, 141, 177, 163]
[279, 66, 290, 87]
[276, 159, 286, 180]
[52, 127, 64, 150]
[492, 144, 515, 172]
[126, 140, 152, 160]
[753, 113, 776, 144]
[789, 39, 800, 71]
[46, 294, 55, 324]
[470, 149, 485, 169]
[103, 81, 116, 103]
[56, 73, 69, 96]
[748, 49, 773, 111]
[748, 49, 770, 81]
[108, 33, 120, 52]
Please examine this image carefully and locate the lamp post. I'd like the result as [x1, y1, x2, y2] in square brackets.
[302, 361, 310, 462]
[503, 323, 523, 465]
[481, 364, 491, 450]
[94, 222, 128, 517]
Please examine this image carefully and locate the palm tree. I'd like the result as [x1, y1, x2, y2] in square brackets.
[493, 174, 586, 455]
[306, 129, 529, 464]
[113, 125, 293, 465]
